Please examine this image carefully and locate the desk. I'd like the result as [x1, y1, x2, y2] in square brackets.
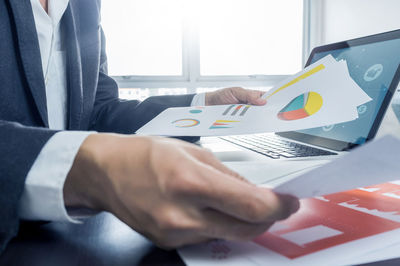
[0, 213, 185, 266]
[0, 212, 399, 266]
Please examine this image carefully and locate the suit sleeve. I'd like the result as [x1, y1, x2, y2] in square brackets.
[89, 28, 195, 134]
[18, 131, 93, 223]
[0, 120, 58, 253]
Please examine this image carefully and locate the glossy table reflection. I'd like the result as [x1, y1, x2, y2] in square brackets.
[1, 212, 400, 266]
[0, 212, 185, 266]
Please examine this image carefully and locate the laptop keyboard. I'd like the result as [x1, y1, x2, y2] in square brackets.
[220, 134, 338, 159]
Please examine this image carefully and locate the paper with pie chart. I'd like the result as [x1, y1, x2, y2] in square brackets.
[277, 92, 323, 121]
[136, 55, 372, 137]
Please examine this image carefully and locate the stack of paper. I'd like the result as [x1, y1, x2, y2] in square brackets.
[178, 135, 400, 266]
[137, 55, 371, 136]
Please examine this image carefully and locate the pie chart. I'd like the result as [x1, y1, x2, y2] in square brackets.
[172, 118, 200, 128]
[278, 92, 323, 121]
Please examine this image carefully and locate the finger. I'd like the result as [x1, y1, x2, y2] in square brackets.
[186, 164, 299, 223]
[229, 87, 266, 105]
[167, 139, 248, 183]
[191, 147, 250, 183]
[229, 87, 250, 103]
[199, 208, 274, 241]
[245, 90, 267, 105]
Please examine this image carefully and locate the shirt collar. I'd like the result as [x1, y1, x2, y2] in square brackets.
[30, 0, 70, 26]
[48, 0, 69, 26]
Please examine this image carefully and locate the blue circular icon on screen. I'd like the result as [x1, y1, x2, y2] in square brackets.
[358, 105, 367, 115]
[364, 64, 383, 82]
[322, 125, 334, 132]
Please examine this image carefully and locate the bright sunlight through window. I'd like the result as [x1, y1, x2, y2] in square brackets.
[101, 0, 304, 78]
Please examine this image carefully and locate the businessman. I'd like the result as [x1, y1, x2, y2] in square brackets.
[0, 0, 299, 253]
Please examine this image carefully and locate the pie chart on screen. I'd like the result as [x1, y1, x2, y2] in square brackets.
[278, 92, 323, 121]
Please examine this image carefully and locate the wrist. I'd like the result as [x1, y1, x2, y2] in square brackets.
[63, 134, 153, 213]
[205, 92, 215, 106]
[63, 134, 116, 211]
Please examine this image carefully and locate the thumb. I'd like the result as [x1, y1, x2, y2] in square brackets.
[247, 90, 267, 105]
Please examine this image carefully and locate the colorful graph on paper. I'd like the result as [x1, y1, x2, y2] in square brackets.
[222, 105, 251, 116]
[189, 107, 205, 114]
[172, 119, 200, 128]
[265, 64, 325, 99]
[209, 120, 239, 129]
[189, 109, 203, 114]
[278, 92, 323, 121]
[254, 182, 400, 259]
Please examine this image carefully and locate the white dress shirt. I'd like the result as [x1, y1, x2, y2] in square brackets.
[19, 0, 205, 223]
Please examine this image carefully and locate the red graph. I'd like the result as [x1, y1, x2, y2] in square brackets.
[254, 182, 400, 259]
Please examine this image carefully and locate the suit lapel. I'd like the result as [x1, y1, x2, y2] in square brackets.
[8, 0, 48, 127]
[62, 3, 83, 130]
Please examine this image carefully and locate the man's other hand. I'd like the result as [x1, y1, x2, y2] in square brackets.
[64, 134, 299, 249]
[205, 87, 267, 106]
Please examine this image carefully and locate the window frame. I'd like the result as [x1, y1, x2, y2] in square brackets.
[112, 0, 322, 93]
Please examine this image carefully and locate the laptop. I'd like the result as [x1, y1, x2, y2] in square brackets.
[202, 29, 400, 166]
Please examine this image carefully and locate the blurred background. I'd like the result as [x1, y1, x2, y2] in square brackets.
[100, 0, 400, 101]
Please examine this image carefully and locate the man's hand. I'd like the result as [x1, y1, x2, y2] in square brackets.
[64, 134, 299, 248]
[205, 87, 267, 106]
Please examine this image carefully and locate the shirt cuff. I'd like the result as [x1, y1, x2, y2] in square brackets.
[19, 131, 94, 223]
[190, 93, 206, 106]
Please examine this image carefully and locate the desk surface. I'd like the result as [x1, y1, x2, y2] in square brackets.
[1, 212, 399, 266]
[0, 213, 185, 266]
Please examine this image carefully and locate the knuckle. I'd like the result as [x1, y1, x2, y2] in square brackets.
[201, 149, 217, 161]
[203, 148, 214, 157]
[152, 210, 203, 249]
[155, 209, 182, 232]
[154, 207, 200, 233]
[194, 145, 214, 158]
[164, 169, 201, 196]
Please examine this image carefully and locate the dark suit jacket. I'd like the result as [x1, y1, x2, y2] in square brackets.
[0, 0, 195, 253]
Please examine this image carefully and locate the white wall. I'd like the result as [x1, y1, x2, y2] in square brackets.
[317, 0, 400, 45]
[315, 0, 400, 130]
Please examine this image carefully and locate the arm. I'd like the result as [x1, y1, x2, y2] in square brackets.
[89, 29, 195, 134]
[89, 27, 267, 134]
[17, 96, 206, 224]
[60, 18, 298, 248]
[63, 133, 299, 248]
[18, 131, 93, 222]
[0, 121, 58, 253]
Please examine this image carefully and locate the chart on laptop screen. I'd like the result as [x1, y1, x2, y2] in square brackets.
[297, 37, 400, 145]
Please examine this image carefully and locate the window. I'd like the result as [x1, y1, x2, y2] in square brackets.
[198, 0, 303, 76]
[101, 1, 183, 76]
[101, 0, 308, 98]
[319, 0, 400, 45]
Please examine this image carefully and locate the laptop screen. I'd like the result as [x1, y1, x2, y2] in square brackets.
[277, 30, 400, 151]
